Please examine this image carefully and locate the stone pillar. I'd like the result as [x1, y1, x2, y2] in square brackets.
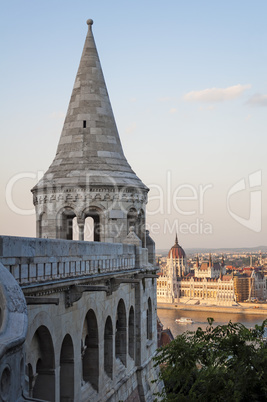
[77, 218, 84, 241]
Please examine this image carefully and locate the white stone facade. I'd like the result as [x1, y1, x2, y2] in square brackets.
[32, 19, 148, 247]
[157, 241, 235, 306]
[0, 235, 161, 401]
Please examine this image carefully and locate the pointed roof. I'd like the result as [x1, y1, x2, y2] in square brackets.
[196, 254, 199, 268]
[168, 235, 186, 259]
[209, 253, 212, 267]
[33, 19, 147, 191]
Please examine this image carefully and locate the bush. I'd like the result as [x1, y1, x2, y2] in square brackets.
[154, 318, 267, 401]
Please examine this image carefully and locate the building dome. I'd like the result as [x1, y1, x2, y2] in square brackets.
[168, 235, 186, 259]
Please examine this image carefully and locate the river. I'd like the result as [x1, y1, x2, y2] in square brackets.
[157, 307, 267, 338]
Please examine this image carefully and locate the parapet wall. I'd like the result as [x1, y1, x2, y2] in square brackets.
[0, 236, 149, 286]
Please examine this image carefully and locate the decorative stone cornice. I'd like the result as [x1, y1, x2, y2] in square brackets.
[33, 187, 148, 206]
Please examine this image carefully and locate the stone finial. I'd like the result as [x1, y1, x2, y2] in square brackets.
[87, 19, 93, 26]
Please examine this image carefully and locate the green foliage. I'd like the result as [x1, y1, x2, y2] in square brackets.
[154, 318, 267, 401]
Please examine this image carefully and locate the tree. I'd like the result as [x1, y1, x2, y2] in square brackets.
[154, 318, 267, 401]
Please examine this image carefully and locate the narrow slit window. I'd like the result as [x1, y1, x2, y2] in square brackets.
[83, 120, 86, 128]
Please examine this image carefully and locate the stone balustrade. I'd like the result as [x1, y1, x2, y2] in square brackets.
[0, 236, 148, 287]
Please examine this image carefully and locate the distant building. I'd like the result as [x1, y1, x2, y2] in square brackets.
[234, 270, 267, 302]
[157, 237, 235, 306]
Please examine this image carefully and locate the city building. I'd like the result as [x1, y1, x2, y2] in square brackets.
[234, 270, 267, 302]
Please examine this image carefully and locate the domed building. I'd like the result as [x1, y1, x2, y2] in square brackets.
[157, 235, 190, 303]
[157, 237, 235, 306]
[167, 235, 188, 278]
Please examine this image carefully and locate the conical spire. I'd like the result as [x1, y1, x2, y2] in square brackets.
[175, 234, 178, 245]
[33, 19, 147, 191]
[209, 253, 212, 267]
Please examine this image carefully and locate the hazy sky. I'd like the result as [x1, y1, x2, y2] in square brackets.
[1, 1, 267, 250]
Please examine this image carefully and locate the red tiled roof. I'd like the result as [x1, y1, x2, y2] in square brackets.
[168, 236, 186, 259]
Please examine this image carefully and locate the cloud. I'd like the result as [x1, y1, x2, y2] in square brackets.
[247, 93, 267, 107]
[184, 84, 251, 103]
[169, 108, 177, 114]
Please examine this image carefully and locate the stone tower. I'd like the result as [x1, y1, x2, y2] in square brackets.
[32, 19, 148, 245]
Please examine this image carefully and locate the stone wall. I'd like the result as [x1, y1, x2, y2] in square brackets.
[0, 235, 161, 401]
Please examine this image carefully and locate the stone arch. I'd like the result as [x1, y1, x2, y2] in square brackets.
[30, 325, 55, 401]
[82, 206, 104, 242]
[115, 299, 127, 366]
[82, 309, 99, 391]
[147, 297, 152, 340]
[128, 306, 135, 359]
[104, 316, 113, 379]
[56, 206, 76, 240]
[60, 334, 74, 401]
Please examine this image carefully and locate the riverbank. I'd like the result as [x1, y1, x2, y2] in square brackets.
[157, 302, 267, 316]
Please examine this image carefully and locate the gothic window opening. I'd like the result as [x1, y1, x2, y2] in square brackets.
[57, 208, 76, 240]
[104, 316, 113, 378]
[115, 299, 127, 366]
[83, 120, 86, 128]
[82, 309, 99, 391]
[84, 209, 101, 242]
[84, 216, 94, 241]
[30, 326, 55, 401]
[60, 334, 74, 401]
[72, 217, 79, 240]
[128, 306, 135, 359]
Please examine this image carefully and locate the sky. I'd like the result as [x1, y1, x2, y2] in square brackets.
[1, 0, 267, 250]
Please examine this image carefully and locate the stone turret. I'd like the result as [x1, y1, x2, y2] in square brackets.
[32, 20, 148, 245]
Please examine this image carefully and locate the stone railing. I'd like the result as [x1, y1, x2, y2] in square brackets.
[0, 236, 149, 287]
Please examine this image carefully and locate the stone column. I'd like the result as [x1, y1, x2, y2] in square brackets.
[77, 218, 84, 241]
